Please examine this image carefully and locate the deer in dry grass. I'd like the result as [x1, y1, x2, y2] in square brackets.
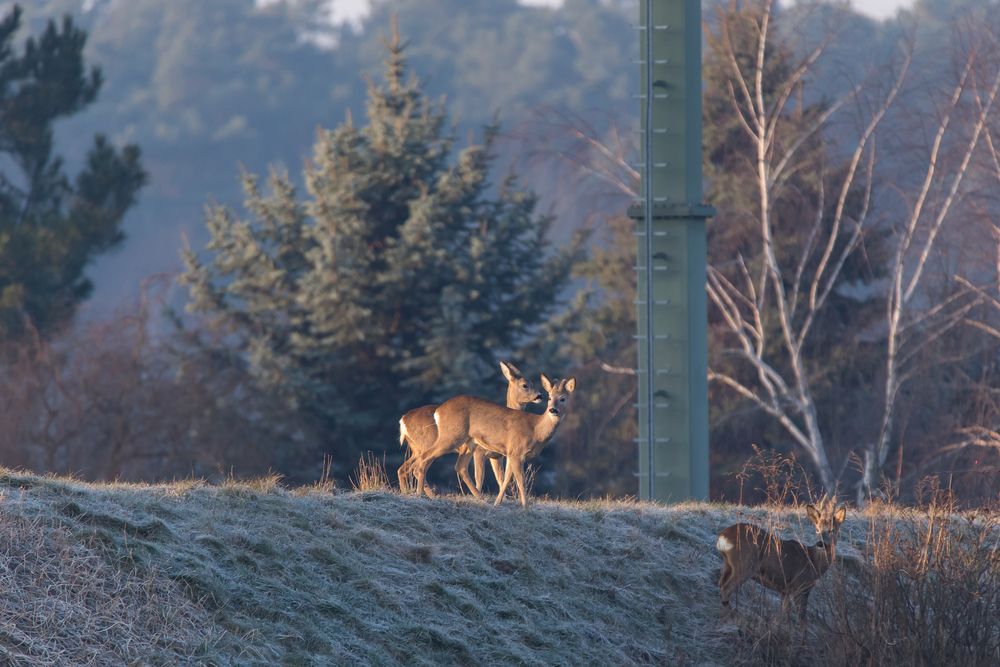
[716, 498, 847, 621]
[411, 374, 576, 507]
[397, 361, 542, 497]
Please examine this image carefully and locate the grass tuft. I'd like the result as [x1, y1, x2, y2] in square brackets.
[351, 452, 391, 492]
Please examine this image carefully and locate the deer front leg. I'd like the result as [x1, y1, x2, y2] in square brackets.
[795, 589, 811, 622]
[472, 446, 487, 493]
[494, 456, 516, 506]
[509, 457, 529, 508]
[488, 454, 504, 490]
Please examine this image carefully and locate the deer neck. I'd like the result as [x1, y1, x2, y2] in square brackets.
[807, 539, 836, 578]
[531, 412, 561, 445]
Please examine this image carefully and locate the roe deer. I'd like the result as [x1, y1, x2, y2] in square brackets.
[396, 361, 542, 496]
[717, 498, 847, 621]
[412, 374, 576, 507]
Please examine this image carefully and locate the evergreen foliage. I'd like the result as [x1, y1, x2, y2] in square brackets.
[181, 28, 580, 463]
[527, 214, 638, 498]
[0, 5, 146, 338]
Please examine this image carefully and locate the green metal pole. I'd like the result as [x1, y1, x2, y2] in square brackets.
[632, 0, 712, 502]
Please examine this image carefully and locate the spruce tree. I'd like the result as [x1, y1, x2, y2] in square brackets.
[0, 5, 147, 338]
[182, 27, 580, 465]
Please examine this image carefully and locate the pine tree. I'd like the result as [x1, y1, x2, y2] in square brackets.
[0, 5, 147, 338]
[181, 26, 580, 466]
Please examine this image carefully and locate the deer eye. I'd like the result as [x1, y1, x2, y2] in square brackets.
[559, 397, 566, 403]
[521, 382, 528, 388]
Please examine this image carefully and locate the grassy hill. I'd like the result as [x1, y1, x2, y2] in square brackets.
[1, 469, 996, 665]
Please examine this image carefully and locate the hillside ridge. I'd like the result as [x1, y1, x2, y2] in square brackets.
[1, 470, 872, 665]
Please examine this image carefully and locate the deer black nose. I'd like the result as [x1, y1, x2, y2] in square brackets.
[548, 407, 559, 415]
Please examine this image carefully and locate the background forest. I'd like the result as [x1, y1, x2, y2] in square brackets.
[2, 0, 999, 506]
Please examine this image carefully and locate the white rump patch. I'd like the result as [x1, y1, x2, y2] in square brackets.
[433, 410, 440, 427]
[716, 534, 734, 552]
[399, 418, 408, 445]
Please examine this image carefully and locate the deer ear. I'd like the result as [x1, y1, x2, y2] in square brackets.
[540, 374, 553, 393]
[564, 377, 576, 393]
[806, 504, 820, 524]
[834, 506, 847, 524]
[499, 361, 519, 381]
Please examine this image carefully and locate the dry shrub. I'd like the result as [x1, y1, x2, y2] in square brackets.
[734, 445, 820, 507]
[0, 511, 219, 664]
[726, 454, 1000, 666]
[351, 452, 390, 492]
[819, 481, 1000, 666]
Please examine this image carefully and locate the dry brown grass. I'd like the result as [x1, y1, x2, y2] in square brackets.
[719, 452, 1000, 666]
[350, 452, 390, 492]
[819, 487, 1000, 666]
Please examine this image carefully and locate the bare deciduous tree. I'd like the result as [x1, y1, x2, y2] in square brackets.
[0, 278, 324, 482]
[705, 0, 907, 490]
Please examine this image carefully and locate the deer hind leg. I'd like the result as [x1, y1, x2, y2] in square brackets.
[397, 454, 412, 493]
[718, 560, 732, 601]
[718, 560, 736, 616]
[719, 564, 749, 616]
[413, 429, 468, 499]
[454, 443, 481, 498]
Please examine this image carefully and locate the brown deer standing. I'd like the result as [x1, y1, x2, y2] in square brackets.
[716, 498, 847, 620]
[411, 375, 576, 507]
[396, 361, 542, 496]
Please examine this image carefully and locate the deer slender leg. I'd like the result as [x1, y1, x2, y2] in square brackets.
[454, 443, 481, 498]
[509, 457, 528, 508]
[795, 590, 810, 622]
[718, 561, 732, 591]
[494, 457, 516, 506]
[718, 561, 733, 612]
[414, 432, 466, 498]
[720, 575, 746, 615]
[472, 447, 486, 493]
[397, 455, 412, 493]
[489, 455, 504, 489]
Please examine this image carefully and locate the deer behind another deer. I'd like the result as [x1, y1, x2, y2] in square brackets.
[411, 375, 576, 507]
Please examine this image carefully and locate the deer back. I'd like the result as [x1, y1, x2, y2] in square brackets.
[719, 523, 821, 594]
[434, 395, 539, 456]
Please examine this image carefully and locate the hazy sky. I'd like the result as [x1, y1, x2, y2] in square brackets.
[330, 0, 918, 26]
